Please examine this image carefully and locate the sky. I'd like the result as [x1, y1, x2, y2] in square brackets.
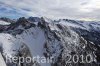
[0, 0, 100, 21]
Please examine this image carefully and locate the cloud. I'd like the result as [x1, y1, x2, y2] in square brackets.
[79, 0, 100, 13]
[0, 0, 100, 20]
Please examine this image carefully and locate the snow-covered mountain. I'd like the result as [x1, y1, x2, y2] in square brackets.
[0, 17, 100, 66]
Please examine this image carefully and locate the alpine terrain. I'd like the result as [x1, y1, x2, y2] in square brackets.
[0, 17, 100, 66]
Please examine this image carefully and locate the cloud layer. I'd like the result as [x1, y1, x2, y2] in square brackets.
[0, 0, 100, 20]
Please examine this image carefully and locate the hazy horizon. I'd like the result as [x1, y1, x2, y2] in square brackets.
[0, 0, 100, 21]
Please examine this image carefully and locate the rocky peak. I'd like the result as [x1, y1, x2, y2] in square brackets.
[0, 17, 15, 23]
[17, 17, 29, 26]
[28, 17, 41, 22]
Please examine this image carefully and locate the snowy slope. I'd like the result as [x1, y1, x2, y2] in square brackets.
[0, 53, 7, 66]
[58, 19, 100, 31]
[0, 20, 10, 25]
[16, 27, 51, 66]
[0, 27, 50, 66]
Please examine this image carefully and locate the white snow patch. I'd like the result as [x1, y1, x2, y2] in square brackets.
[16, 27, 51, 66]
[0, 20, 10, 25]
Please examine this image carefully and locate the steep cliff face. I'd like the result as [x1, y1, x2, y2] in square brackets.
[0, 17, 99, 66]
